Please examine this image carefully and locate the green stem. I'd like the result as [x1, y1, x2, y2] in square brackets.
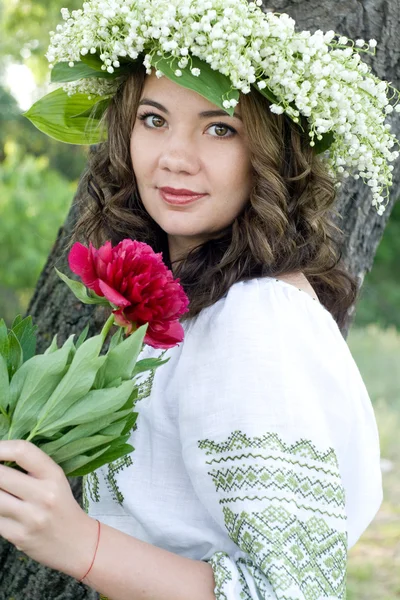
[101, 313, 116, 343]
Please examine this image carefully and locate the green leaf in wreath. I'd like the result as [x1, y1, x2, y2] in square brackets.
[255, 84, 279, 106]
[313, 131, 335, 154]
[80, 52, 106, 71]
[23, 87, 107, 145]
[55, 268, 111, 306]
[71, 98, 111, 120]
[152, 54, 239, 117]
[81, 51, 137, 74]
[51, 60, 134, 90]
[51, 61, 117, 83]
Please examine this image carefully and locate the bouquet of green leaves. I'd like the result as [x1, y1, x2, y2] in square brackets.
[0, 239, 189, 476]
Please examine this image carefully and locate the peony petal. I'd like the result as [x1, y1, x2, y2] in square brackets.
[144, 320, 184, 349]
[97, 241, 114, 264]
[68, 242, 90, 276]
[68, 242, 100, 291]
[98, 280, 131, 307]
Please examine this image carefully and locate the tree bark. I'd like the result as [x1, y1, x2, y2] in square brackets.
[1, 1, 399, 598]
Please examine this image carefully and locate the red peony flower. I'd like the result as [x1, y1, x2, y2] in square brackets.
[68, 240, 189, 349]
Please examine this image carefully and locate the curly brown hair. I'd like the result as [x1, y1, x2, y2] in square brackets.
[73, 63, 359, 333]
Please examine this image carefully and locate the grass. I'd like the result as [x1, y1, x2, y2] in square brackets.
[346, 324, 400, 599]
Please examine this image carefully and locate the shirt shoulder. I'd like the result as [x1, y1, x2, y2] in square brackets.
[183, 276, 344, 360]
[178, 276, 372, 453]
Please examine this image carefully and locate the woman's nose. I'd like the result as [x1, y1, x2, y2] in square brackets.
[158, 131, 201, 175]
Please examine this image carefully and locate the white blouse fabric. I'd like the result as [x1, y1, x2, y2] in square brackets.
[83, 277, 383, 600]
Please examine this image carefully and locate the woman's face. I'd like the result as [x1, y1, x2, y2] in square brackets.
[130, 70, 253, 261]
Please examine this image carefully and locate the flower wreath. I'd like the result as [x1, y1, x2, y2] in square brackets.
[24, 0, 400, 214]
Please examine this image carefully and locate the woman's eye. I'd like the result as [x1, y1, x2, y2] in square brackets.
[208, 123, 236, 138]
[139, 113, 166, 128]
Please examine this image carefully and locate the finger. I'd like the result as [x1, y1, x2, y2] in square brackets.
[0, 488, 24, 520]
[0, 515, 25, 550]
[0, 440, 62, 480]
[0, 464, 41, 502]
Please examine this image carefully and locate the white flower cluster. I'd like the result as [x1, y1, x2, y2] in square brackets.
[46, 0, 400, 213]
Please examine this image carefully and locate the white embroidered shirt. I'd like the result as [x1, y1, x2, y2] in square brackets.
[83, 277, 383, 600]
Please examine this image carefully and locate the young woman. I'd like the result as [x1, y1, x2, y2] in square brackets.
[0, 2, 394, 599]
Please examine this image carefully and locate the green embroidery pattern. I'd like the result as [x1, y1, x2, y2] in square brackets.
[208, 553, 276, 600]
[207, 463, 345, 508]
[239, 558, 277, 600]
[199, 430, 339, 468]
[82, 470, 100, 512]
[209, 552, 234, 600]
[105, 454, 134, 504]
[200, 430, 347, 600]
[237, 561, 253, 600]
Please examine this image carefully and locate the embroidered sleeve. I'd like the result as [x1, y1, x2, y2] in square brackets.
[177, 280, 382, 600]
[197, 430, 347, 600]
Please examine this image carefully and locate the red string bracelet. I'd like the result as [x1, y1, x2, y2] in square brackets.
[79, 519, 101, 583]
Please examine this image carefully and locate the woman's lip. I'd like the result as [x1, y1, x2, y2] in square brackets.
[160, 187, 204, 195]
[158, 189, 207, 205]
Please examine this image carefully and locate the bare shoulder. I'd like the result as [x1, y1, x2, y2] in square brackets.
[275, 271, 319, 302]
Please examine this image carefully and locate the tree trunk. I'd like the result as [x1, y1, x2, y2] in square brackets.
[1, 1, 399, 597]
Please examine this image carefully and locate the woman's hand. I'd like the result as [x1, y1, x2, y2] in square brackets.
[0, 440, 98, 580]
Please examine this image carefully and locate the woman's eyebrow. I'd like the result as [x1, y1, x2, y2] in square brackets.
[138, 98, 242, 121]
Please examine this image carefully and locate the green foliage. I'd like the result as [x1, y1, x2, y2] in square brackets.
[8, 110, 88, 180]
[0, 0, 91, 178]
[0, 86, 20, 161]
[0, 147, 74, 319]
[348, 324, 400, 410]
[0, 83, 88, 180]
[354, 200, 400, 331]
[347, 325, 400, 600]
[0, 0, 83, 81]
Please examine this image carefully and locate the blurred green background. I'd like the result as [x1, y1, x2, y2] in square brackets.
[0, 1, 399, 597]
